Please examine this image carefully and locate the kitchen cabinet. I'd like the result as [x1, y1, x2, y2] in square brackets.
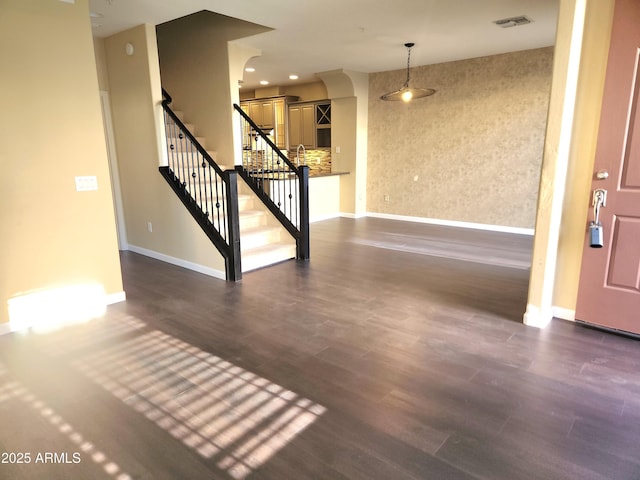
[273, 98, 287, 149]
[288, 101, 331, 149]
[288, 103, 315, 149]
[249, 100, 273, 129]
[240, 96, 297, 149]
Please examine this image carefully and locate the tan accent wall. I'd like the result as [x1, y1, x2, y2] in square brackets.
[104, 24, 226, 273]
[368, 47, 554, 228]
[0, 0, 123, 324]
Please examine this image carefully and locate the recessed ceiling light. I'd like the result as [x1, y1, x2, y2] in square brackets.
[289, 74, 299, 80]
[245, 67, 255, 73]
[259, 80, 269, 85]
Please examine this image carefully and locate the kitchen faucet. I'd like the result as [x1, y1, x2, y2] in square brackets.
[296, 144, 306, 166]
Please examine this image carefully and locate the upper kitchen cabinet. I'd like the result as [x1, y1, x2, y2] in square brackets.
[249, 100, 273, 128]
[288, 103, 315, 149]
[315, 103, 331, 148]
[288, 100, 331, 150]
[240, 96, 298, 149]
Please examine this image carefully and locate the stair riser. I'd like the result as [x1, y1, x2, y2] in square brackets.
[242, 245, 296, 272]
[241, 229, 281, 251]
[238, 196, 253, 210]
[240, 213, 266, 230]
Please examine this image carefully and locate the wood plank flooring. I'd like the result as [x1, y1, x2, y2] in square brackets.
[2, 217, 640, 479]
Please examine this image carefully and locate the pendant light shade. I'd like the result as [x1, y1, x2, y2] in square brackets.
[380, 43, 435, 102]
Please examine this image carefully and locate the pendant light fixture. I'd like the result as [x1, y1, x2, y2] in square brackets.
[380, 42, 436, 102]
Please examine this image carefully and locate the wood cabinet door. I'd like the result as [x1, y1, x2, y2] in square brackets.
[261, 101, 274, 128]
[301, 104, 315, 148]
[289, 103, 319, 149]
[249, 102, 263, 127]
[273, 98, 286, 148]
[289, 106, 303, 148]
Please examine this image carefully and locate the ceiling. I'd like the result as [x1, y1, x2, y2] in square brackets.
[88, 0, 560, 91]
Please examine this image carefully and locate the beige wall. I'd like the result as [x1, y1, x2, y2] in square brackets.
[277, 82, 328, 102]
[93, 37, 110, 91]
[318, 69, 370, 216]
[240, 81, 328, 102]
[104, 24, 226, 274]
[332, 97, 358, 212]
[367, 47, 554, 229]
[0, 0, 123, 324]
[156, 11, 271, 166]
[309, 175, 341, 222]
[552, 0, 615, 313]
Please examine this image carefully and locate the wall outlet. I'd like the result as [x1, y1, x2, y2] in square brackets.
[147, 222, 153, 233]
[335, 146, 341, 154]
[384, 194, 390, 202]
[75, 175, 98, 191]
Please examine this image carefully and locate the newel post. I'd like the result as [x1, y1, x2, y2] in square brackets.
[298, 165, 310, 260]
[225, 169, 242, 281]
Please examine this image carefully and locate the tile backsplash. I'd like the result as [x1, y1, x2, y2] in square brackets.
[286, 149, 332, 176]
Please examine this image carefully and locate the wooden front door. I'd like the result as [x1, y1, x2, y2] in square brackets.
[576, 0, 640, 334]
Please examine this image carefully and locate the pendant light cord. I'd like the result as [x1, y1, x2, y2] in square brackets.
[404, 44, 412, 88]
[402, 42, 417, 88]
[379, 42, 435, 101]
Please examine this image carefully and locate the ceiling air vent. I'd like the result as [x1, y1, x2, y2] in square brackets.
[493, 15, 532, 28]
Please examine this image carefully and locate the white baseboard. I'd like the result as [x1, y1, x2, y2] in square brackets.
[340, 212, 367, 219]
[127, 244, 226, 280]
[365, 212, 534, 235]
[0, 323, 11, 336]
[523, 304, 576, 328]
[107, 291, 127, 305]
[523, 303, 553, 328]
[552, 306, 576, 322]
[310, 213, 342, 223]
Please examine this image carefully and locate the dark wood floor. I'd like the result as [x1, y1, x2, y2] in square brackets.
[2, 217, 640, 480]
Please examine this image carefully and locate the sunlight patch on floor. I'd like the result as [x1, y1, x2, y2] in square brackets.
[64, 322, 326, 479]
[0, 361, 132, 479]
[351, 233, 532, 269]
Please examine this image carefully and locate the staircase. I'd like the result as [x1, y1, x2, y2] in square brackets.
[235, 182, 297, 272]
[160, 95, 297, 279]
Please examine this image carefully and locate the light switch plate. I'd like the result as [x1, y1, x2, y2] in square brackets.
[75, 176, 98, 192]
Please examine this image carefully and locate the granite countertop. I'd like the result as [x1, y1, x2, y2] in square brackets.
[310, 171, 349, 178]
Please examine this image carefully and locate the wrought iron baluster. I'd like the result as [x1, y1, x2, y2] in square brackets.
[161, 89, 242, 280]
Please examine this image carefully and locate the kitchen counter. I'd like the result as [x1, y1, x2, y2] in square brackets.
[260, 171, 347, 223]
[309, 171, 349, 178]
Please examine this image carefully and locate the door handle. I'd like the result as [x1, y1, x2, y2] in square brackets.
[589, 188, 607, 248]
